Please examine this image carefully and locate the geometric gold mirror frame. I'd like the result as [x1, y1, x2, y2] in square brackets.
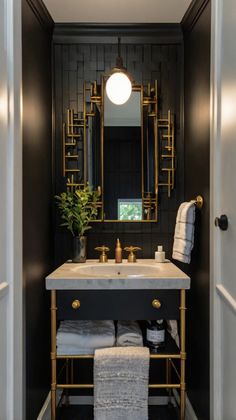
[62, 79, 175, 222]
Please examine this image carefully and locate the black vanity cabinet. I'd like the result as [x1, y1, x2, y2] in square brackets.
[46, 260, 190, 420]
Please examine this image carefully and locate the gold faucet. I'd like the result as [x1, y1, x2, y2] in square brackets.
[124, 246, 141, 263]
[95, 246, 110, 263]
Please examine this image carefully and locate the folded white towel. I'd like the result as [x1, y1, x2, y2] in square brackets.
[57, 346, 95, 355]
[172, 201, 196, 264]
[166, 320, 179, 348]
[94, 346, 150, 420]
[56, 320, 115, 351]
[116, 321, 143, 347]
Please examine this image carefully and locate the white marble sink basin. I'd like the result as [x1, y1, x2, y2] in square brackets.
[46, 259, 190, 290]
[71, 263, 161, 278]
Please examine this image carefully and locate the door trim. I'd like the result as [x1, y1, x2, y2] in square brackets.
[4, 0, 23, 418]
[0, 282, 9, 300]
[216, 284, 236, 313]
[210, 0, 223, 419]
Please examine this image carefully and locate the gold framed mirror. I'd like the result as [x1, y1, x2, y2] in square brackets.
[102, 78, 158, 221]
[62, 79, 175, 222]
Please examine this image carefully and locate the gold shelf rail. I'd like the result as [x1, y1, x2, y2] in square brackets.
[63, 110, 85, 192]
[158, 110, 175, 197]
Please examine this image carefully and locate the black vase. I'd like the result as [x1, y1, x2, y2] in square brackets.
[72, 236, 87, 263]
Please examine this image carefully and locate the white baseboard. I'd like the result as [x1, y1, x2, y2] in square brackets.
[38, 391, 199, 420]
[172, 389, 198, 420]
[37, 391, 62, 420]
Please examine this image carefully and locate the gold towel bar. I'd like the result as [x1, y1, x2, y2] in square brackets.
[193, 195, 204, 209]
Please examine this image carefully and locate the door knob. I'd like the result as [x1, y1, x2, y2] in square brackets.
[215, 214, 228, 231]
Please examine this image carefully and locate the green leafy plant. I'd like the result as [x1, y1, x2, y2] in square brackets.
[119, 202, 142, 221]
[55, 185, 99, 237]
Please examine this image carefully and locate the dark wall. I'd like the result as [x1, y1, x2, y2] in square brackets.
[53, 27, 184, 265]
[104, 127, 141, 219]
[22, 1, 53, 418]
[182, 1, 210, 418]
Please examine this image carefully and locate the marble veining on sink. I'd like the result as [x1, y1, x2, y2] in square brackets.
[46, 259, 190, 290]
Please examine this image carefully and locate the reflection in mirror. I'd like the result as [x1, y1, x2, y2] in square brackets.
[142, 105, 157, 221]
[87, 104, 101, 190]
[143, 110, 155, 194]
[104, 91, 141, 220]
[118, 199, 142, 221]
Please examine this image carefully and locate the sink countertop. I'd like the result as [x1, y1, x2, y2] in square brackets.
[46, 259, 190, 290]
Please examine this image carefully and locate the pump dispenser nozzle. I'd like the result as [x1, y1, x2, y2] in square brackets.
[115, 238, 122, 263]
[155, 245, 165, 263]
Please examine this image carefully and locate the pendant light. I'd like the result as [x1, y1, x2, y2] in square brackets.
[106, 37, 132, 105]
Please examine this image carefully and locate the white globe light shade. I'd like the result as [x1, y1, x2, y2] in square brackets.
[106, 72, 132, 105]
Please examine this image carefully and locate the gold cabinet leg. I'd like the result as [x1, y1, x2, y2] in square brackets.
[64, 358, 70, 406]
[166, 358, 172, 404]
[71, 359, 74, 384]
[180, 289, 186, 420]
[51, 290, 57, 420]
[180, 383, 186, 420]
[51, 381, 56, 420]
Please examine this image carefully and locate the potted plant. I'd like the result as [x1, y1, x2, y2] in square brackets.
[55, 184, 99, 262]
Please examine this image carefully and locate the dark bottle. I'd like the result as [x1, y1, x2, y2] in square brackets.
[146, 320, 165, 351]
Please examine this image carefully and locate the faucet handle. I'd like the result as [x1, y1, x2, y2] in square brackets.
[95, 246, 110, 263]
[124, 246, 141, 263]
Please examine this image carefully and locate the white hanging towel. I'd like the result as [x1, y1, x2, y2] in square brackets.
[172, 201, 196, 264]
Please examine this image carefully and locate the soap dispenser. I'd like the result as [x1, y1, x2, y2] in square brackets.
[115, 238, 122, 263]
[155, 245, 165, 263]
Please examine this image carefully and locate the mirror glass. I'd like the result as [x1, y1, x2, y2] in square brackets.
[104, 91, 142, 220]
[87, 105, 102, 190]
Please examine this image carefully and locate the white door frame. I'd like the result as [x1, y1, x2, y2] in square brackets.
[0, 0, 23, 418]
[210, 0, 236, 419]
[210, 0, 222, 418]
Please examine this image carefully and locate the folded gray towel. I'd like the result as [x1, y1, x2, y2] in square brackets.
[57, 346, 94, 356]
[116, 320, 143, 347]
[56, 320, 115, 354]
[94, 346, 150, 420]
[166, 320, 179, 347]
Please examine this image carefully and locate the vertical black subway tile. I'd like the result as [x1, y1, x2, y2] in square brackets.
[53, 40, 183, 264]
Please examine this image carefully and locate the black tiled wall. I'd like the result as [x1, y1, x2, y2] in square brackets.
[182, 1, 211, 418]
[53, 37, 184, 265]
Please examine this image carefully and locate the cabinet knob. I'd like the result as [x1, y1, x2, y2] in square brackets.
[71, 299, 81, 310]
[152, 299, 162, 309]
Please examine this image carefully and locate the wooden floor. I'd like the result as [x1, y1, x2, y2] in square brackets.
[58, 404, 179, 419]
